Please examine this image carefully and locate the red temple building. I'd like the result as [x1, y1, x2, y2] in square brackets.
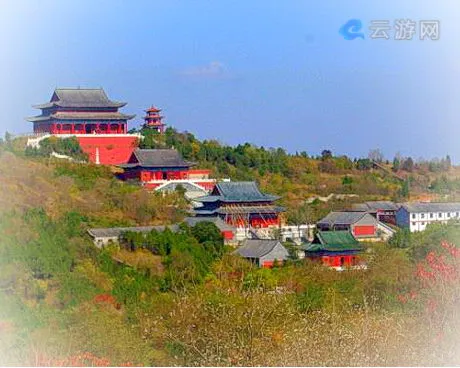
[143, 106, 166, 133]
[193, 182, 285, 228]
[26, 88, 140, 165]
[303, 231, 365, 270]
[119, 148, 217, 193]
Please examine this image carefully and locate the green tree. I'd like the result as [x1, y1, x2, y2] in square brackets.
[401, 157, 414, 172]
[400, 179, 410, 198]
[321, 149, 332, 160]
[388, 228, 411, 249]
[355, 158, 372, 170]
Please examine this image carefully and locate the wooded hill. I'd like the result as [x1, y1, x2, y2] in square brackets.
[1, 133, 460, 366]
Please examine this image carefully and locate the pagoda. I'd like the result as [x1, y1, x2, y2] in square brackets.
[143, 106, 166, 133]
[26, 88, 140, 165]
[193, 181, 285, 228]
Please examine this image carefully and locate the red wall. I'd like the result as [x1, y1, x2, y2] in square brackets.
[76, 136, 138, 165]
[250, 217, 279, 228]
[224, 216, 280, 228]
[353, 225, 376, 236]
[222, 230, 234, 240]
[318, 255, 358, 267]
[262, 260, 283, 268]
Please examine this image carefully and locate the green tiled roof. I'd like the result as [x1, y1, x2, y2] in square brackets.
[304, 231, 362, 252]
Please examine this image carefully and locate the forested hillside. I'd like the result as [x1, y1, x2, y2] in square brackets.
[136, 126, 460, 220]
[1, 135, 460, 366]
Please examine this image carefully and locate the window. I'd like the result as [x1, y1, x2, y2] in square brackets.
[412, 214, 416, 219]
[457, 212, 459, 217]
[447, 213, 451, 218]
[430, 213, 434, 218]
[421, 213, 425, 219]
[439, 213, 443, 217]
[412, 222, 416, 226]
[421, 222, 425, 226]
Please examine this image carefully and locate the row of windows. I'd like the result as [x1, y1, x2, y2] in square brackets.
[412, 221, 437, 227]
[411, 212, 459, 220]
[54, 123, 124, 129]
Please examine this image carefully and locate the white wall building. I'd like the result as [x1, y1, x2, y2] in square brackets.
[396, 202, 460, 232]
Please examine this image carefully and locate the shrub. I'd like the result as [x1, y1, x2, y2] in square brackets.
[26, 136, 88, 161]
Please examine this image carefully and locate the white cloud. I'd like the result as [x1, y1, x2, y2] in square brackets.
[179, 61, 227, 77]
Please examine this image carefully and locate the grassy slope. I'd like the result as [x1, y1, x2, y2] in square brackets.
[0, 149, 187, 366]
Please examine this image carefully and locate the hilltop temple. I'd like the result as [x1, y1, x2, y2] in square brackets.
[27, 88, 140, 164]
[26, 88, 222, 195]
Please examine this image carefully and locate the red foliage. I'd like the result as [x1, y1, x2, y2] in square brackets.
[35, 351, 134, 367]
[441, 240, 460, 258]
[227, 271, 243, 280]
[0, 320, 14, 332]
[426, 299, 438, 313]
[398, 240, 460, 310]
[93, 293, 121, 309]
[415, 245, 459, 287]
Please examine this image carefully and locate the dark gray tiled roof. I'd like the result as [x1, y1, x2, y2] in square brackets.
[87, 225, 177, 238]
[27, 112, 135, 122]
[33, 88, 126, 109]
[183, 216, 235, 231]
[400, 202, 460, 213]
[352, 201, 400, 212]
[197, 181, 280, 203]
[126, 148, 193, 168]
[233, 239, 283, 258]
[351, 203, 369, 211]
[216, 205, 285, 214]
[87, 217, 235, 239]
[194, 205, 284, 215]
[317, 211, 370, 226]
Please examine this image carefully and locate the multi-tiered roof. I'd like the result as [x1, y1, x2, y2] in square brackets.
[143, 106, 166, 132]
[193, 182, 284, 227]
[194, 181, 283, 215]
[27, 88, 135, 134]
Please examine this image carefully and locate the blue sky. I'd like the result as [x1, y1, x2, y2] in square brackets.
[0, 1, 459, 161]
